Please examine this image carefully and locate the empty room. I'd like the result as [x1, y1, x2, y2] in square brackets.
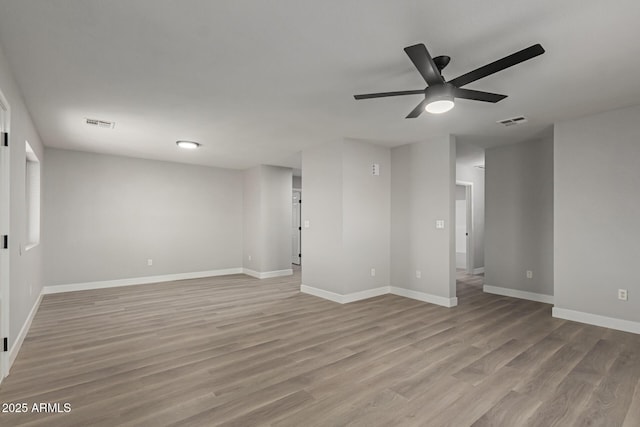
[0, 1, 639, 426]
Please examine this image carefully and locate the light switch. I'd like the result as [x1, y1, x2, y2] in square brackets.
[435, 220, 445, 229]
[372, 163, 380, 176]
[304, 220, 310, 228]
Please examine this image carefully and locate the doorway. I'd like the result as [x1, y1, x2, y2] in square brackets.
[292, 190, 301, 265]
[0, 90, 10, 380]
[455, 181, 473, 274]
[455, 185, 467, 270]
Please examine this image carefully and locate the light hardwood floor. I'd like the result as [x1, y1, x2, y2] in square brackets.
[1, 267, 639, 426]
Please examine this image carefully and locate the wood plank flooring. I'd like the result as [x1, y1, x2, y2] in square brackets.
[1, 267, 639, 426]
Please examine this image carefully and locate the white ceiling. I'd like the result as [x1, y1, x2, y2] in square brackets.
[0, 0, 639, 170]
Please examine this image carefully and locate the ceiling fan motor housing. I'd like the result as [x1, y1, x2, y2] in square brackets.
[433, 55, 451, 72]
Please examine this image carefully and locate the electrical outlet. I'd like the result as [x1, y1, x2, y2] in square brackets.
[526, 270, 533, 279]
[147, 259, 153, 266]
[618, 289, 628, 301]
[370, 268, 376, 277]
[416, 270, 421, 279]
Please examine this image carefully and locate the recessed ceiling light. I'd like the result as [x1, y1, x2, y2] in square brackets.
[176, 140, 200, 150]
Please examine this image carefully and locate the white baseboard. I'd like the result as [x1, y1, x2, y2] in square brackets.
[483, 285, 554, 304]
[473, 267, 485, 274]
[343, 287, 389, 303]
[301, 284, 457, 307]
[390, 286, 458, 308]
[43, 267, 294, 295]
[300, 284, 388, 304]
[243, 268, 293, 279]
[43, 268, 244, 294]
[300, 284, 346, 303]
[9, 291, 44, 372]
[553, 307, 640, 335]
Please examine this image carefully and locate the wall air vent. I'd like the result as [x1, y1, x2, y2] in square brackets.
[85, 118, 115, 129]
[497, 116, 527, 127]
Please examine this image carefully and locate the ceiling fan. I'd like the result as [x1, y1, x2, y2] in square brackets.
[354, 43, 545, 118]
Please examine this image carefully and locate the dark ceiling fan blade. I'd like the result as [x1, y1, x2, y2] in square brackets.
[454, 88, 507, 103]
[449, 44, 545, 88]
[354, 90, 425, 100]
[404, 44, 445, 87]
[406, 99, 428, 119]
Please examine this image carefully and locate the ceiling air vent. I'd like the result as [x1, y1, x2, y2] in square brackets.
[85, 118, 115, 129]
[497, 116, 527, 127]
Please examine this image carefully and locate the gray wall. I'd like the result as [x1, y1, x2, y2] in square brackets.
[43, 149, 244, 285]
[243, 165, 292, 273]
[301, 141, 344, 294]
[292, 175, 301, 189]
[301, 139, 391, 295]
[555, 105, 640, 322]
[243, 166, 262, 272]
[485, 136, 554, 296]
[456, 164, 485, 269]
[390, 136, 456, 299]
[259, 165, 293, 272]
[0, 41, 45, 350]
[342, 139, 390, 293]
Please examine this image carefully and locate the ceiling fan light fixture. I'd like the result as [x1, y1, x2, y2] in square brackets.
[176, 140, 200, 150]
[425, 97, 455, 114]
[353, 43, 544, 118]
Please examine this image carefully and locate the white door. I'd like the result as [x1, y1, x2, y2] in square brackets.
[291, 191, 301, 265]
[0, 93, 9, 379]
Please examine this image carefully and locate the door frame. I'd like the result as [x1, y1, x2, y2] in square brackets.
[292, 188, 301, 265]
[0, 89, 10, 380]
[456, 180, 474, 275]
